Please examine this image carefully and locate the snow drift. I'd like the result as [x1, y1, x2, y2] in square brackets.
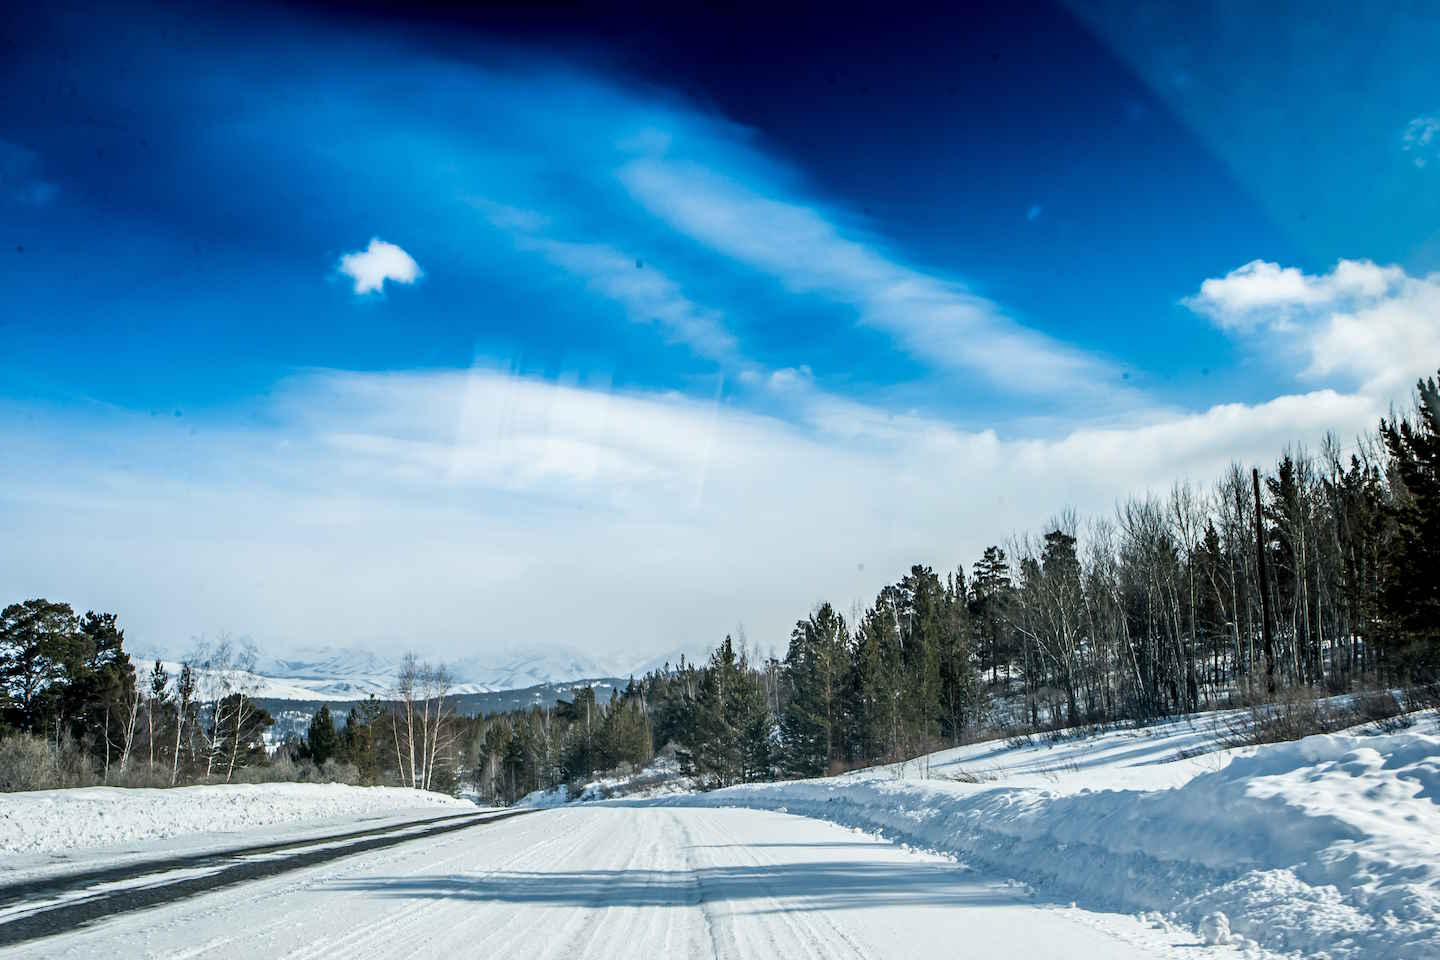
[0, 782, 473, 858]
[655, 722, 1440, 960]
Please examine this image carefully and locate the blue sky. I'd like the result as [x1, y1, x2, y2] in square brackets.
[3, 2, 1439, 661]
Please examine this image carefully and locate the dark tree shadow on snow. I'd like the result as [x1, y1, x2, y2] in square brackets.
[329, 858, 1023, 915]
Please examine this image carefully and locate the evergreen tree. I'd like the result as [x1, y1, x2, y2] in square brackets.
[209, 693, 273, 776]
[780, 603, 850, 777]
[72, 611, 136, 771]
[146, 659, 171, 772]
[853, 595, 903, 762]
[937, 570, 978, 745]
[306, 703, 338, 765]
[970, 546, 1015, 686]
[896, 566, 945, 750]
[689, 636, 772, 787]
[0, 599, 82, 733]
[1380, 372, 1440, 676]
[341, 696, 385, 782]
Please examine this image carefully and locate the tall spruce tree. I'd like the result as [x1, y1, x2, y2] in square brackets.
[689, 636, 772, 787]
[780, 603, 850, 777]
[306, 703, 338, 765]
[1380, 372, 1440, 676]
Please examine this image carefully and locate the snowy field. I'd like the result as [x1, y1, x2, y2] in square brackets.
[0, 782, 474, 872]
[648, 710, 1440, 960]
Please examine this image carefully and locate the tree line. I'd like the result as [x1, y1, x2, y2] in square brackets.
[465, 372, 1440, 798]
[0, 614, 469, 792]
[6, 373, 1438, 796]
[0, 616, 276, 789]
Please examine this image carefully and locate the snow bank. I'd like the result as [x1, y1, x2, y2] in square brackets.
[519, 757, 698, 808]
[0, 782, 473, 858]
[656, 724, 1440, 960]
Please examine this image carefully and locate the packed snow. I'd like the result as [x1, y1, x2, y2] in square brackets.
[1, 805, 1205, 959]
[648, 710, 1440, 960]
[4, 706, 1435, 959]
[0, 782, 474, 861]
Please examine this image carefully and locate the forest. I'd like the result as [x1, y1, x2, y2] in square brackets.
[3, 373, 1437, 798]
[462, 371, 1440, 802]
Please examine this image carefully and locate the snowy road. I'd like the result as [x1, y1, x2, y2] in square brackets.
[2, 806, 1206, 959]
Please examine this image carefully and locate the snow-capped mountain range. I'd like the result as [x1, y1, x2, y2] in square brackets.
[140, 644, 699, 702]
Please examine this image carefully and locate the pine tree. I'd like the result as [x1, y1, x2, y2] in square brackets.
[780, 603, 850, 777]
[853, 596, 903, 761]
[147, 659, 171, 772]
[306, 703, 338, 765]
[689, 636, 772, 787]
[937, 570, 978, 745]
[0, 599, 82, 733]
[896, 566, 945, 752]
[971, 546, 1014, 686]
[1380, 372, 1440, 677]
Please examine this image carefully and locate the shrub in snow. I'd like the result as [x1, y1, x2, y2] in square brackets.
[0, 734, 93, 792]
[1199, 912, 1231, 945]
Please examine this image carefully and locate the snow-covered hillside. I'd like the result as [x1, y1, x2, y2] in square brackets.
[651, 710, 1440, 960]
[137, 643, 699, 702]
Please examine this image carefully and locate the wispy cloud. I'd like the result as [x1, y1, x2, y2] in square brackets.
[1403, 114, 1439, 168]
[477, 201, 740, 363]
[618, 158, 1118, 398]
[337, 238, 422, 295]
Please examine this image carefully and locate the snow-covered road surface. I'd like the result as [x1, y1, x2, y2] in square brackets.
[2, 805, 1212, 959]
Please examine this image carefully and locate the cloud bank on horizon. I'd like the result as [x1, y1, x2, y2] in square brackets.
[1, 2, 1438, 661]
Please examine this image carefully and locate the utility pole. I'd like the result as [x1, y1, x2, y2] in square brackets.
[1252, 467, 1277, 695]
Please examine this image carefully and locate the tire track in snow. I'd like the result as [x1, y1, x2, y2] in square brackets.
[676, 810, 869, 960]
[303, 809, 604, 960]
[0, 809, 537, 949]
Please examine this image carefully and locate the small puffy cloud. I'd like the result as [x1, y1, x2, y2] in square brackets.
[337, 238, 422, 295]
[766, 365, 813, 391]
[1403, 114, 1439, 168]
[1186, 258, 1439, 394]
[1187, 260, 1325, 327]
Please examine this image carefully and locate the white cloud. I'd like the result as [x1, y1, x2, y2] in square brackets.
[1185, 260, 1325, 327]
[618, 159, 1119, 400]
[1185, 258, 1439, 393]
[1403, 114, 1439, 168]
[0, 367, 1386, 661]
[337, 238, 422, 294]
